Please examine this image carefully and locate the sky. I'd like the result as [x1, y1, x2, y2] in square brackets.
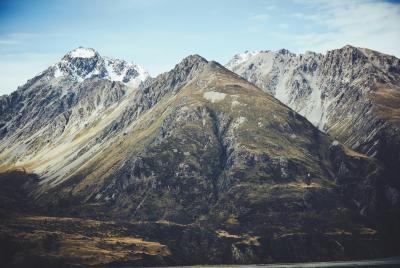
[0, 0, 400, 95]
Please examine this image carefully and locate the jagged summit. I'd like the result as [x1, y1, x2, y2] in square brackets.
[333, 44, 380, 54]
[51, 47, 149, 87]
[225, 49, 300, 72]
[144, 54, 209, 94]
[174, 54, 208, 69]
[227, 46, 373, 68]
[340, 44, 357, 50]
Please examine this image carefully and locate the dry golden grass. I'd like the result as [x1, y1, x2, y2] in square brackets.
[4, 215, 171, 266]
[342, 146, 371, 159]
[216, 229, 261, 246]
[285, 182, 322, 188]
[370, 87, 400, 127]
[325, 229, 353, 236]
[15, 230, 170, 266]
[216, 229, 242, 239]
[359, 227, 378, 235]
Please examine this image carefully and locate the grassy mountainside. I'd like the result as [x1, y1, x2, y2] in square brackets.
[0, 58, 398, 266]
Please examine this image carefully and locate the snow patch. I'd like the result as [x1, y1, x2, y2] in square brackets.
[203, 91, 226, 103]
[53, 66, 63, 78]
[70, 47, 96, 58]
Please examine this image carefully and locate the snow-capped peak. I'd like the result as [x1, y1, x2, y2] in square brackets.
[51, 47, 149, 87]
[69, 47, 97, 58]
[104, 57, 150, 87]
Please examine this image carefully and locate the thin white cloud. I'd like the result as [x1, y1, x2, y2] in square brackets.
[0, 40, 20, 45]
[0, 32, 65, 49]
[0, 33, 34, 47]
[290, 0, 400, 56]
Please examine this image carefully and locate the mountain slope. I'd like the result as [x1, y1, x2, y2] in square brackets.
[0, 50, 399, 266]
[226, 45, 400, 203]
[0, 48, 150, 184]
[226, 46, 400, 148]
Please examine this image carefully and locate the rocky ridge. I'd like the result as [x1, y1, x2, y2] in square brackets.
[226, 45, 400, 203]
[0, 47, 399, 266]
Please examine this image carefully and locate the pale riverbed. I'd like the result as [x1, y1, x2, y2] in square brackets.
[142, 257, 400, 268]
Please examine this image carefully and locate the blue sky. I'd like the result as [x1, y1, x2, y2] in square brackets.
[0, 0, 400, 95]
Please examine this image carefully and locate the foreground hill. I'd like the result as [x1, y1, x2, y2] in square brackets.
[0, 48, 399, 267]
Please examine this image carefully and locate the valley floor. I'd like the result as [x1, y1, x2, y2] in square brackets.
[0, 215, 175, 267]
[1, 215, 399, 268]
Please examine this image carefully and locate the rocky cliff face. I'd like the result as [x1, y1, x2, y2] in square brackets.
[226, 46, 400, 151]
[0, 48, 399, 266]
[226, 46, 400, 208]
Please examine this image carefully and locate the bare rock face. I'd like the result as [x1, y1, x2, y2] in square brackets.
[226, 46, 400, 153]
[0, 48, 399, 266]
[226, 45, 400, 209]
[0, 48, 149, 186]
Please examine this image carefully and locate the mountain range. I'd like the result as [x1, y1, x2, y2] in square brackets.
[0, 46, 399, 267]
